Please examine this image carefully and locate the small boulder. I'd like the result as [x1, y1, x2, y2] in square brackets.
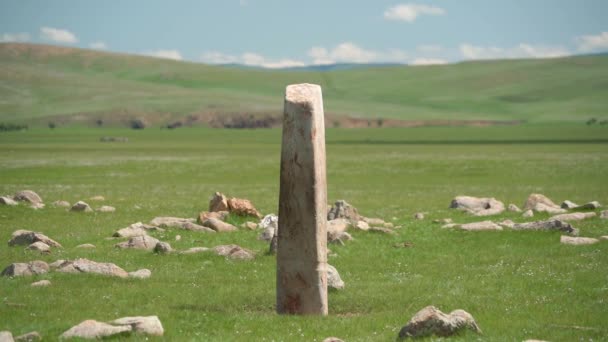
[258, 226, 275, 241]
[209, 192, 229, 212]
[507, 204, 522, 212]
[601, 210, 608, 219]
[197, 211, 229, 224]
[55, 258, 129, 278]
[260, 214, 278, 229]
[550, 212, 596, 222]
[97, 205, 115, 213]
[202, 218, 237, 232]
[355, 220, 370, 230]
[128, 269, 152, 279]
[561, 200, 579, 209]
[213, 244, 255, 260]
[328, 230, 353, 245]
[52, 200, 71, 207]
[76, 244, 96, 249]
[60, 320, 131, 339]
[0, 331, 13, 342]
[512, 220, 578, 235]
[398, 306, 481, 339]
[115, 235, 160, 250]
[149, 217, 214, 232]
[27, 241, 51, 253]
[154, 242, 172, 254]
[14, 331, 41, 341]
[179, 247, 210, 255]
[70, 201, 93, 212]
[89, 195, 105, 201]
[600, 236, 608, 240]
[449, 196, 505, 216]
[323, 338, 344, 342]
[327, 200, 361, 221]
[522, 209, 534, 218]
[8, 230, 62, 248]
[498, 219, 515, 228]
[110, 316, 164, 336]
[227, 197, 261, 218]
[413, 212, 425, 220]
[327, 264, 344, 290]
[576, 201, 601, 210]
[532, 202, 566, 214]
[1, 261, 49, 277]
[113, 222, 162, 238]
[363, 217, 387, 226]
[327, 219, 351, 234]
[459, 221, 503, 231]
[523, 193, 560, 211]
[560, 236, 599, 245]
[31, 280, 51, 287]
[0, 196, 18, 206]
[13, 190, 43, 205]
[241, 221, 258, 230]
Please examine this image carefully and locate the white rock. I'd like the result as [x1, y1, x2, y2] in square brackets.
[128, 269, 152, 279]
[550, 212, 596, 222]
[560, 236, 599, 245]
[1, 261, 49, 277]
[114, 235, 160, 250]
[0, 331, 14, 342]
[110, 316, 164, 336]
[507, 203, 522, 212]
[70, 201, 93, 212]
[76, 244, 96, 249]
[31, 280, 51, 287]
[97, 205, 115, 213]
[355, 220, 370, 230]
[55, 258, 129, 278]
[60, 320, 131, 339]
[560, 200, 579, 209]
[460, 221, 503, 231]
[327, 264, 344, 290]
[0, 196, 18, 206]
[522, 209, 534, 218]
[52, 200, 71, 207]
[398, 306, 481, 339]
[449, 196, 505, 216]
[27, 241, 51, 253]
[180, 247, 209, 254]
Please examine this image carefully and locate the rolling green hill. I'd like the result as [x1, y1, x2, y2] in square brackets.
[1, 43, 607, 126]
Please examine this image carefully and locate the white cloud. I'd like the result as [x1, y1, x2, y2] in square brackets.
[200, 51, 306, 68]
[40, 26, 78, 43]
[145, 49, 183, 61]
[0, 32, 30, 43]
[89, 41, 107, 50]
[460, 43, 569, 60]
[384, 4, 445, 22]
[410, 58, 448, 66]
[577, 32, 608, 52]
[308, 42, 407, 64]
[201, 51, 238, 64]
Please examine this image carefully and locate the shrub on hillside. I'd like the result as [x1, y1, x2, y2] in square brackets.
[0, 123, 28, 132]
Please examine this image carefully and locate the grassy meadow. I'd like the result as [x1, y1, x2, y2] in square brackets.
[1, 126, 607, 341]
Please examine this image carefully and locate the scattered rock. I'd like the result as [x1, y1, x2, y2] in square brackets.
[76, 244, 96, 249]
[197, 211, 229, 224]
[460, 221, 503, 231]
[14, 331, 41, 341]
[433, 218, 453, 224]
[209, 192, 229, 212]
[113, 222, 164, 238]
[327, 264, 344, 290]
[213, 244, 255, 260]
[179, 247, 209, 254]
[413, 212, 425, 220]
[202, 218, 238, 232]
[149, 216, 194, 227]
[55, 258, 129, 278]
[328, 230, 353, 245]
[600, 210, 608, 219]
[355, 220, 370, 230]
[97, 205, 115, 213]
[49, 260, 66, 269]
[368, 226, 396, 234]
[60, 320, 131, 339]
[128, 269, 152, 279]
[397, 306, 481, 339]
[259, 214, 278, 229]
[576, 201, 601, 210]
[258, 226, 276, 241]
[441, 223, 459, 229]
[115, 235, 160, 251]
[449, 196, 505, 216]
[52, 200, 71, 207]
[30, 280, 51, 287]
[110, 316, 164, 336]
[532, 202, 566, 214]
[327, 218, 351, 234]
[27, 241, 51, 253]
[322, 338, 344, 342]
[512, 220, 578, 235]
[227, 197, 262, 218]
[154, 241, 172, 254]
[29, 203, 45, 210]
[13, 190, 43, 205]
[0, 331, 13, 342]
[327, 200, 361, 221]
[550, 212, 596, 222]
[507, 203, 522, 212]
[8, 230, 62, 248]
[498, 219, 515, 228]
[363, 217, 386, 226]
[89, 195, 105, 201]
[0, 196, 18, 206]
[1, 261, 49, 277]
[175, 235, 181, 241]
[241, 221, 258, 230]
[522, 209, 534, 218]
[523, 193, 560, 211]
[560, 236, 600, 245]
[70, 201, 93, 212]
[600, 236, 608, 240]
[561, 200, 579, 209]
[269, 234, 278, 254]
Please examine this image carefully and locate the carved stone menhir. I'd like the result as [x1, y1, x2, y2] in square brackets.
[276, 84, 328, 315]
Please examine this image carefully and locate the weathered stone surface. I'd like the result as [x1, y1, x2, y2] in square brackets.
[8, 230, 62, 248]
[31, 280, 51, 287]
[89, 195, 105, 201]
[27, 241, 51, 253]
[60, 320, 131, 339]
[260, 214, 278, 229]
[209, 192, 229, 212]
[70, 201, 93, 212]
[561, 200, 579, 209]
[49, 260, 66, 269]
[179, 247, 209, 254]
[441, 223, 459, 229]
[327, 219, 350, 234]
[227, 197, 262, 218]
[55, 258, 129, 278]
[413, 212, 425, 220]
[115, 235, 160, 250]
[355, 220, 370, 230]
[175, 235, 181, 241]
[433, 218, 453, 224]
[322, 338, 344, 342]
[154, 241, 172, 254]
[128, 269, 152, 279]
[202, 218, 237, 232]
[397, 306, 481, 339]
[259, 226, 276, 242]
[52, 200, 71, 207]
[512, 219, 578, 235]
[13, 190, 43, 204]
[560, 235, 600, 245]
[29, 202, 45, 210]
[532, 202, 566, 214]
[522, 209, 534, 218]
[97, 205, 115, 213]
[550, 212, 596, 222]
[498, 219, 515, 228]
[600, 236, 608, 240]
[327, 200, 360, 221]
[460, 221, 503, 231]
[241, 221, 258, 230]
[363, 217, 387, 226]
[0, 196, 18, 206]
[76, 244, 96, 249]
[327, 264, 344, 290]
[149, 216, 194, 227]
[600, 210, 608, 219]
[507, 203, 522, 212]
[197, 211, 229, 224]
[110, 316, 164, 336]
[1, 261, 49, 277]
[369, 226, 396, 234]
[576, 201, 601, 210]
[449, 196, 505, 216]
[328, 230, 353, 245]
[523, 193, 560, 211]
[14, 331, 41, 342]
[384, 222, 395, 228]
[113, 222, 161, 238]
[213, 244, 255, 260]
[0, 331, 14, 342]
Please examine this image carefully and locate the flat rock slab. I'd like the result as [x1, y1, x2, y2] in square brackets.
[27, 241, 51, 253]
[52, 200, 71, 207]
[115, 235, 160, 250]
[532, 202, 567, 214]
[110, 316, 164, 336]
[13, 190, 43, 204]
[60, 320, 131, 339]
[76, 244, 96, 249]
[1, 261, 49, 277]
[70, 201, 93, 212]
[14, 331, 41, 341]
[197, 211, 229, 224]
[9, 230, 62, 248]
[149, 217, 215, 232]
[0, 331, 13, 342]
[523, 193, 560, 211]
[179, 247, 210, 254]
[512, 219, 578, 235]
[55, 258, 129, 278]
[560, 236, 600, 245]
[450, 196, 505, 216]
[31, 280, 51, 287]
[0, 196, 18, 206]
[550, 212, 596, 222]
[507, 204, 522, 212]
[398, 306, 481, 339]
[460, 221, 503, 231]
[97, 205, 115, 213]
[202, 218, 237, 232]
[113, 222, 163, 238]
[128, 269, 152, 279]
[213, 244, 255, 260]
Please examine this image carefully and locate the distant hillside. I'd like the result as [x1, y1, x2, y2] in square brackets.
[1, 42, 607, 127]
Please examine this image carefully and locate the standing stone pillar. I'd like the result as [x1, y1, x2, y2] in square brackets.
[277, 83, 328, 315]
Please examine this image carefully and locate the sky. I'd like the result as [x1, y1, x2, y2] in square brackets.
[1, 0, 607, 68]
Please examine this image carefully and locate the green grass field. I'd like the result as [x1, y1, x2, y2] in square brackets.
[1, 126, 607, 341]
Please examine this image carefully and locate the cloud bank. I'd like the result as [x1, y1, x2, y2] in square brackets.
[384, 4, 445, 22]
[40, 27, 78, 43]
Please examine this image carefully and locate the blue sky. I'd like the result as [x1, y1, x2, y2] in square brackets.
[1, 0, 607, 67]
